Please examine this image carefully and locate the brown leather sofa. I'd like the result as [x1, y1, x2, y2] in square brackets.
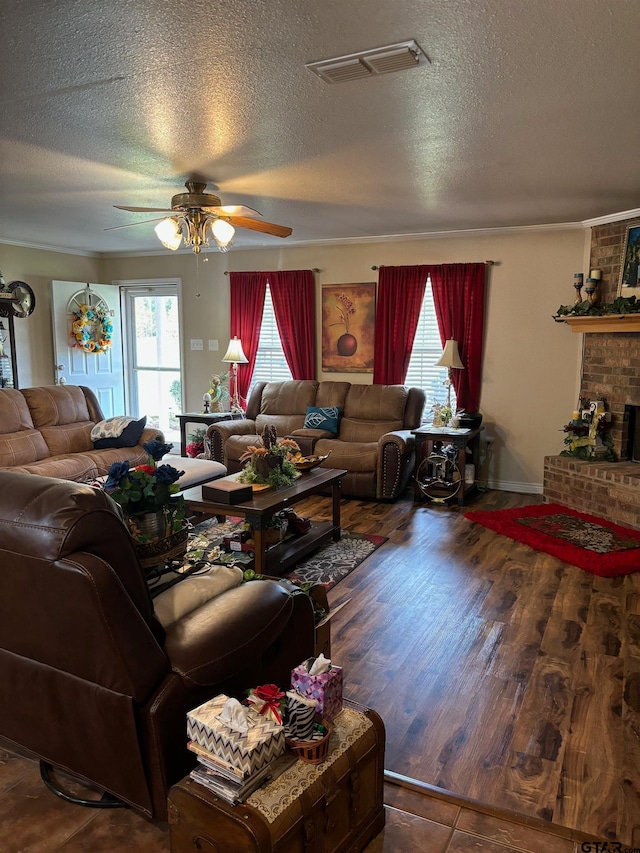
[206, 380, 426, 500]
[0, 384, 163, 481]
[0, 471, 314, 820]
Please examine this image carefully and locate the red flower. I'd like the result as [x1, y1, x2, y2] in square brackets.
[254, 684, 284, 702]
[185, 441, 204, 458]
[135, 464, 156, 475]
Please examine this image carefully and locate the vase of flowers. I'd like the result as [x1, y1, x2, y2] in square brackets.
[104, 439, 186, 542]
[330, 291, 358, 356]
[238, 425, 300, 489]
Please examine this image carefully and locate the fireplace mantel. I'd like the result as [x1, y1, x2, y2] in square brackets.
[554, 315, 640, 333]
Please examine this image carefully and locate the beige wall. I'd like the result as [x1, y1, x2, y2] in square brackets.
[0, 226, 587, 491]
[0, 244, 102, 388]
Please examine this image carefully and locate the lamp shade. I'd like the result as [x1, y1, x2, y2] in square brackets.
[154, 217, 183, 251]
[211, 219, 235, 251]
[435, 339, 465, 369]
[222, 336, 248, 364]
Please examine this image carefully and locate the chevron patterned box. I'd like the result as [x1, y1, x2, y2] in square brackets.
[187, 694, 285, 776]
[291, 661, 343, 721]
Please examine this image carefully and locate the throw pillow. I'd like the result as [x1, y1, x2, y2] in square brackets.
[93, 416, 147, 449]
[303, 406, 341, 435]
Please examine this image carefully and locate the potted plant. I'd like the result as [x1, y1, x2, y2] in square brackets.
[238, 425, 301, 489]
[104, 439, 186, 542]
[186, 427, 206, 458]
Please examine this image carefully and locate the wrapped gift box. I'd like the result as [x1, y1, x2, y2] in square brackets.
[187, 694, 285, 776]
[291, 660, 343, 721]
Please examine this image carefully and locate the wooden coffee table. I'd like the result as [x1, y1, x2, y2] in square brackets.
[182, 467, 347, 576]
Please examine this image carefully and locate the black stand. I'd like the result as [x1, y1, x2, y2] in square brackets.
[39, 761, 125, 809]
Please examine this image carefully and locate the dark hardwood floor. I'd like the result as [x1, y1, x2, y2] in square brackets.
[1, 486, 637, 850]
[295, 487, 640, 846]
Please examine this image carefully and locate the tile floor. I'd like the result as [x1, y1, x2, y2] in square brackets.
[0, 744, 602, 852]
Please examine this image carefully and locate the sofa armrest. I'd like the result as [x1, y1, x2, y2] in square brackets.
[376, 429, 416, 500]
[205, 419, 257, 463]
[163, 581, 314, 688]
[139, 426, 166, 447]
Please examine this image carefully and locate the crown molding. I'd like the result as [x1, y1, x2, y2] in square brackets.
[0, 235, 101, 257]
[98, 221, 584, 259]
[581, 208, 640, 227]
[2, 215, 624, 260]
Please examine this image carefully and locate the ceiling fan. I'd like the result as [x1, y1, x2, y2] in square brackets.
[109, 175, 292, 254]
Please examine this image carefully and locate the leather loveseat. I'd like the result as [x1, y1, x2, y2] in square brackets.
[206, 380, 425, 500]
[0, 471, 314, 819]
[0, 384, 163, 482]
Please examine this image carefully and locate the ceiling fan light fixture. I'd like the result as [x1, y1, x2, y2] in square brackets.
[211, 218, 235, 252]
[154, 217, 183, 251]
[114, 176, 290, 253]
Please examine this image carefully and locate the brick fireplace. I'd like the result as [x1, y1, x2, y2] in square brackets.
[543, 218, 640, 530]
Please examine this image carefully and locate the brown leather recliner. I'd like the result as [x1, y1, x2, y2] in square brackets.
[206, 380, 426, 500]
[0, 471, 314, 820]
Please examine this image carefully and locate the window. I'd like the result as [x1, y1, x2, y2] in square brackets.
[249, 284, 292, 394]
[405, 280, 455, 420]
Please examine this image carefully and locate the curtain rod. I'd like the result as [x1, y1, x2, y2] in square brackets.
[223, 268, 321, 276]
[371, 261, 495, 270]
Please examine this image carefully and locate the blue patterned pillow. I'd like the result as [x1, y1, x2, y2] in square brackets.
[304, 406, 341, 435]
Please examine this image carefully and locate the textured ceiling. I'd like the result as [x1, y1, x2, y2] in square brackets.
[0, 0, 639, 255]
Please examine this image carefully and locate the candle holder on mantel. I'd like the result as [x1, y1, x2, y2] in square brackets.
[572, 269, 601, 306]
[573, 273, 584, 304]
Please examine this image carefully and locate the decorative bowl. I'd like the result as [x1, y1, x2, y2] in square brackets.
[291, 452, 330, 471]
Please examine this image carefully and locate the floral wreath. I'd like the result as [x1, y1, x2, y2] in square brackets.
[70, 303, 113, 354]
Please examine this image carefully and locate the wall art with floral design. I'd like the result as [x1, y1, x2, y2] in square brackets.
[321, 283, 375, 373]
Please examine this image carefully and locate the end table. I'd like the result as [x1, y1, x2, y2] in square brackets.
[178, 411, 243, 457]
[412, 425, 483, 507]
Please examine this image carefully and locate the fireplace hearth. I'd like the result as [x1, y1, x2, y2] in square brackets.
[543, 217, 640, 531]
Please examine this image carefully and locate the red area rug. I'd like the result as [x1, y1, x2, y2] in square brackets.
[465, 503, 640, 577]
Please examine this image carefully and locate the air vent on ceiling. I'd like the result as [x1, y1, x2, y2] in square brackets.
[306, 40, 429, 84]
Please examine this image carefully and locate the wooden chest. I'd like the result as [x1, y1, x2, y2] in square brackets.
[167, 703, 385, 853]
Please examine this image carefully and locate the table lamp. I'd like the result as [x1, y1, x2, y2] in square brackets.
[222, 336, 249, 413]
[435, 339, 465, 425]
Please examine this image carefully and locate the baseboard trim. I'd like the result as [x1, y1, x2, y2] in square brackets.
[479, 478, 543, 495]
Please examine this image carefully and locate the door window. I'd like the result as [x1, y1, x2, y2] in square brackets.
[122, 283, 181, 446]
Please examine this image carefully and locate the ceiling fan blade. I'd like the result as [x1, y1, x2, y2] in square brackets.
[114, 205, 176, 213]
[227, 216, 292, 238]
[203, 204, 263, 218]
[104, 217, 167, 231]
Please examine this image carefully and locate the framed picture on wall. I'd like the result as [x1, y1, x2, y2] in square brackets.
[618, 220, 640, 293]
[321, 283, 375, 373]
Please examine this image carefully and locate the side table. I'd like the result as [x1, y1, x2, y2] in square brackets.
[178, 411, 243, 457]
[167, 702, 385, 853]
[412, 425, 483, 507]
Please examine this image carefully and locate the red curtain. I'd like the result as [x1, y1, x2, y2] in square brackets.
[430, 263, 486, 413]
[229, 272, 268, 407]
[373, 265, 431, 384]
[268, 270, 316, 379]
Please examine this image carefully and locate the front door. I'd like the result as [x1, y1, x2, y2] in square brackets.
[51, 280, 125, 417]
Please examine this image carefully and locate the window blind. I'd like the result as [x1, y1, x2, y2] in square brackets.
[249, 284, 292, 394]
[405, 282, 455, 417]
